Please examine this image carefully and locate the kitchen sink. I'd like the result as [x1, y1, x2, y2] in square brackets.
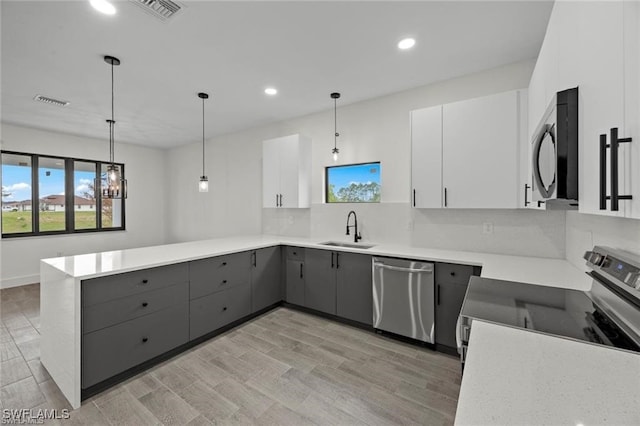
[319, 241, 376, 249]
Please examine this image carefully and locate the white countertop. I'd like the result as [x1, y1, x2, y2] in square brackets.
[455, 320, 640, 426]
[41, 235, 592, 290]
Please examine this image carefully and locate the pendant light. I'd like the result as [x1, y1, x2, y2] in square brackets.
[97, 55, 127, 199]
[331, 92, 341, 162]
[198, 92, 209, 193]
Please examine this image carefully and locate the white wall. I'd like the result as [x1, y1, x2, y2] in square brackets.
[565, 211, 640, 271]
[0, 124, 169, 288]
[167, 59, 567, 259]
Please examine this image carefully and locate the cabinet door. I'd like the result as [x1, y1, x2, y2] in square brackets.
[435, 281, 468, 349]
[251, 247, 282, 312]
[442, 90, 520, 208]
[411, 105, 443, 208]
[285, 259, 305, 306]
[304, 249, 336, 315]
[573, 1, 626, 217]
[278, 135, 301, 208]
[336, 252, 372, 325]
[262, 138, 281, 208]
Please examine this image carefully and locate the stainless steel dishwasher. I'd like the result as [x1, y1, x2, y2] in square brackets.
[372, 257, 435, 343]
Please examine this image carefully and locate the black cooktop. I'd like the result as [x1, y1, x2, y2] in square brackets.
[460, 276, 640, 352]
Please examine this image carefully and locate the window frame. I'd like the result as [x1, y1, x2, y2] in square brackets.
[1, 150, 126, 238]
[325, 161, 381, 204]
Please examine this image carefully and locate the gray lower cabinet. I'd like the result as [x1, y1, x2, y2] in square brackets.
[190, 282, 252, 340]
[434, 263, 480, 348]
[82, 302, 189, 388]
[82, 263, 188, 307]
[285, 247, 306, 305]
[304, 249, 336, 315]
[336, 252, 373, 325]
[190, 251, 252, 300]
[251, 247, 282, 312]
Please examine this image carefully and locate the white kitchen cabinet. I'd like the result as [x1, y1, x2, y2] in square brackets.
[411, 89, 524, 209]
[410, 105, 442, 208]
[262, 134, 311, 208]
[529, 1, 639, 218]
[443, 90, 520, 208]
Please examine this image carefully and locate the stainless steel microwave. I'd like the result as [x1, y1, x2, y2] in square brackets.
[530, 87, 579, 209]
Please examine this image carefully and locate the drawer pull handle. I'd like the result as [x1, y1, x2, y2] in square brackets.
[450, 272, 456, 277]
[141, 279, 149, 285]
[222, 262, 227, 266]
[222, 280, 228, 285]
[142, 337, 149, 343]
[142, 302, 148, 307]
[223, 306, 228, 312]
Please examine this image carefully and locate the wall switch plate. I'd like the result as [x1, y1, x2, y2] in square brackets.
[482, 222, 494, 234]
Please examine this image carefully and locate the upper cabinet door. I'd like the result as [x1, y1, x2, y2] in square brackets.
[442, 90, 520, 208]
[262, 138, 281, 208]
[278, 135, 301, 208]
[262, 134, 311, 208]
[411, 105, 443, 208]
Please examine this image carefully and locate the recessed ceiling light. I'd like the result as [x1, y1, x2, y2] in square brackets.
[264, 88, 278, 96]
[89, 0, 116, 15]
[398, 38, 416, 50]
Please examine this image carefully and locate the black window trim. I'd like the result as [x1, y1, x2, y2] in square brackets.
[1, 150, 126, 238]
[325, 161, 381, 204]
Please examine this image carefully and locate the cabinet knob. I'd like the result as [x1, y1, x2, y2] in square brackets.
[222, 280, 227, 285]
[142, 302, 148, 307]
[223, 306, 228, 312]
[141, 279, 149, 284]
[222, 262, 227, 266]
[450, 272, 456, 277]
[142, 337, 149, 343]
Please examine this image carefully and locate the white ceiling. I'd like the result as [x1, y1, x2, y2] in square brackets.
[1, 0, 553, 149]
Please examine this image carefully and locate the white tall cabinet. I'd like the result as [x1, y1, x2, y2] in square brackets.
[529, 1, 639, 218]
[411, 89, 525, 209]
[262, 134, 311, 208]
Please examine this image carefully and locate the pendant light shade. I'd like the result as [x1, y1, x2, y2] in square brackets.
[198, 92, 209, 193]
[331, 92, 341, 162]
[97, 55, 127, 199]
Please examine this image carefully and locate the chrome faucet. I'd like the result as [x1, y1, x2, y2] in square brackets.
[346, 210, 362, 243]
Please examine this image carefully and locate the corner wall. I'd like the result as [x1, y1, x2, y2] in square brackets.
[0, 124, 169, 288]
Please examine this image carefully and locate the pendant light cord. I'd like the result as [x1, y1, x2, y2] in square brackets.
[334, 97, 338, 150]
[109, 59, 115, 165]
[202, 96, 205, 176]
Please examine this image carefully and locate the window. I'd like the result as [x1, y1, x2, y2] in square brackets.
[1, 151, 125, 237]
[325, 162, 381, 203]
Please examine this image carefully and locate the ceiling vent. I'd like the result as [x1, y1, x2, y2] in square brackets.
[33, 94, 70, 107]
[129, 0, 184, 21]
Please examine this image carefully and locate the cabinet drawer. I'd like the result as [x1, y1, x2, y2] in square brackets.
[82, 263, 188, 307]
[190, 252, 251, 300]
[82, 303, 189, 389]
[435, 263, 475, 285]
[285, 246, 305, 261]
[190, 282, 251, 340]
[82, 282, 188, 334]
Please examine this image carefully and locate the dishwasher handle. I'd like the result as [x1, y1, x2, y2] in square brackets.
[373, 261, 433, 274]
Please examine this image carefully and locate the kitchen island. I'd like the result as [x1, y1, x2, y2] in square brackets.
[40, 235, 591, 408]
[455, 320, 640, 425]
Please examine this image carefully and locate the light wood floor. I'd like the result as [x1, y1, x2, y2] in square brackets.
[1, 283, 461, 425]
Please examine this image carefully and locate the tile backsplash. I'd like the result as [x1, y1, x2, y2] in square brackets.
[263, 203, 567, 259]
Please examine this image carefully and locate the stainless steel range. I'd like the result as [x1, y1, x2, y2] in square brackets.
[458, 246, 640, 366]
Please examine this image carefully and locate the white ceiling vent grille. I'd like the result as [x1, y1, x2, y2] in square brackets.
[129, 0, 184, 21]
[33, 94, 70, 107]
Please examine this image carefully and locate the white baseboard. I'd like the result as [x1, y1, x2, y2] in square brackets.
[1, 275, 39, 289]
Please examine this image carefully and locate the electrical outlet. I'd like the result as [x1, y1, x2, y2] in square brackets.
[482, 222, 494, 234]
